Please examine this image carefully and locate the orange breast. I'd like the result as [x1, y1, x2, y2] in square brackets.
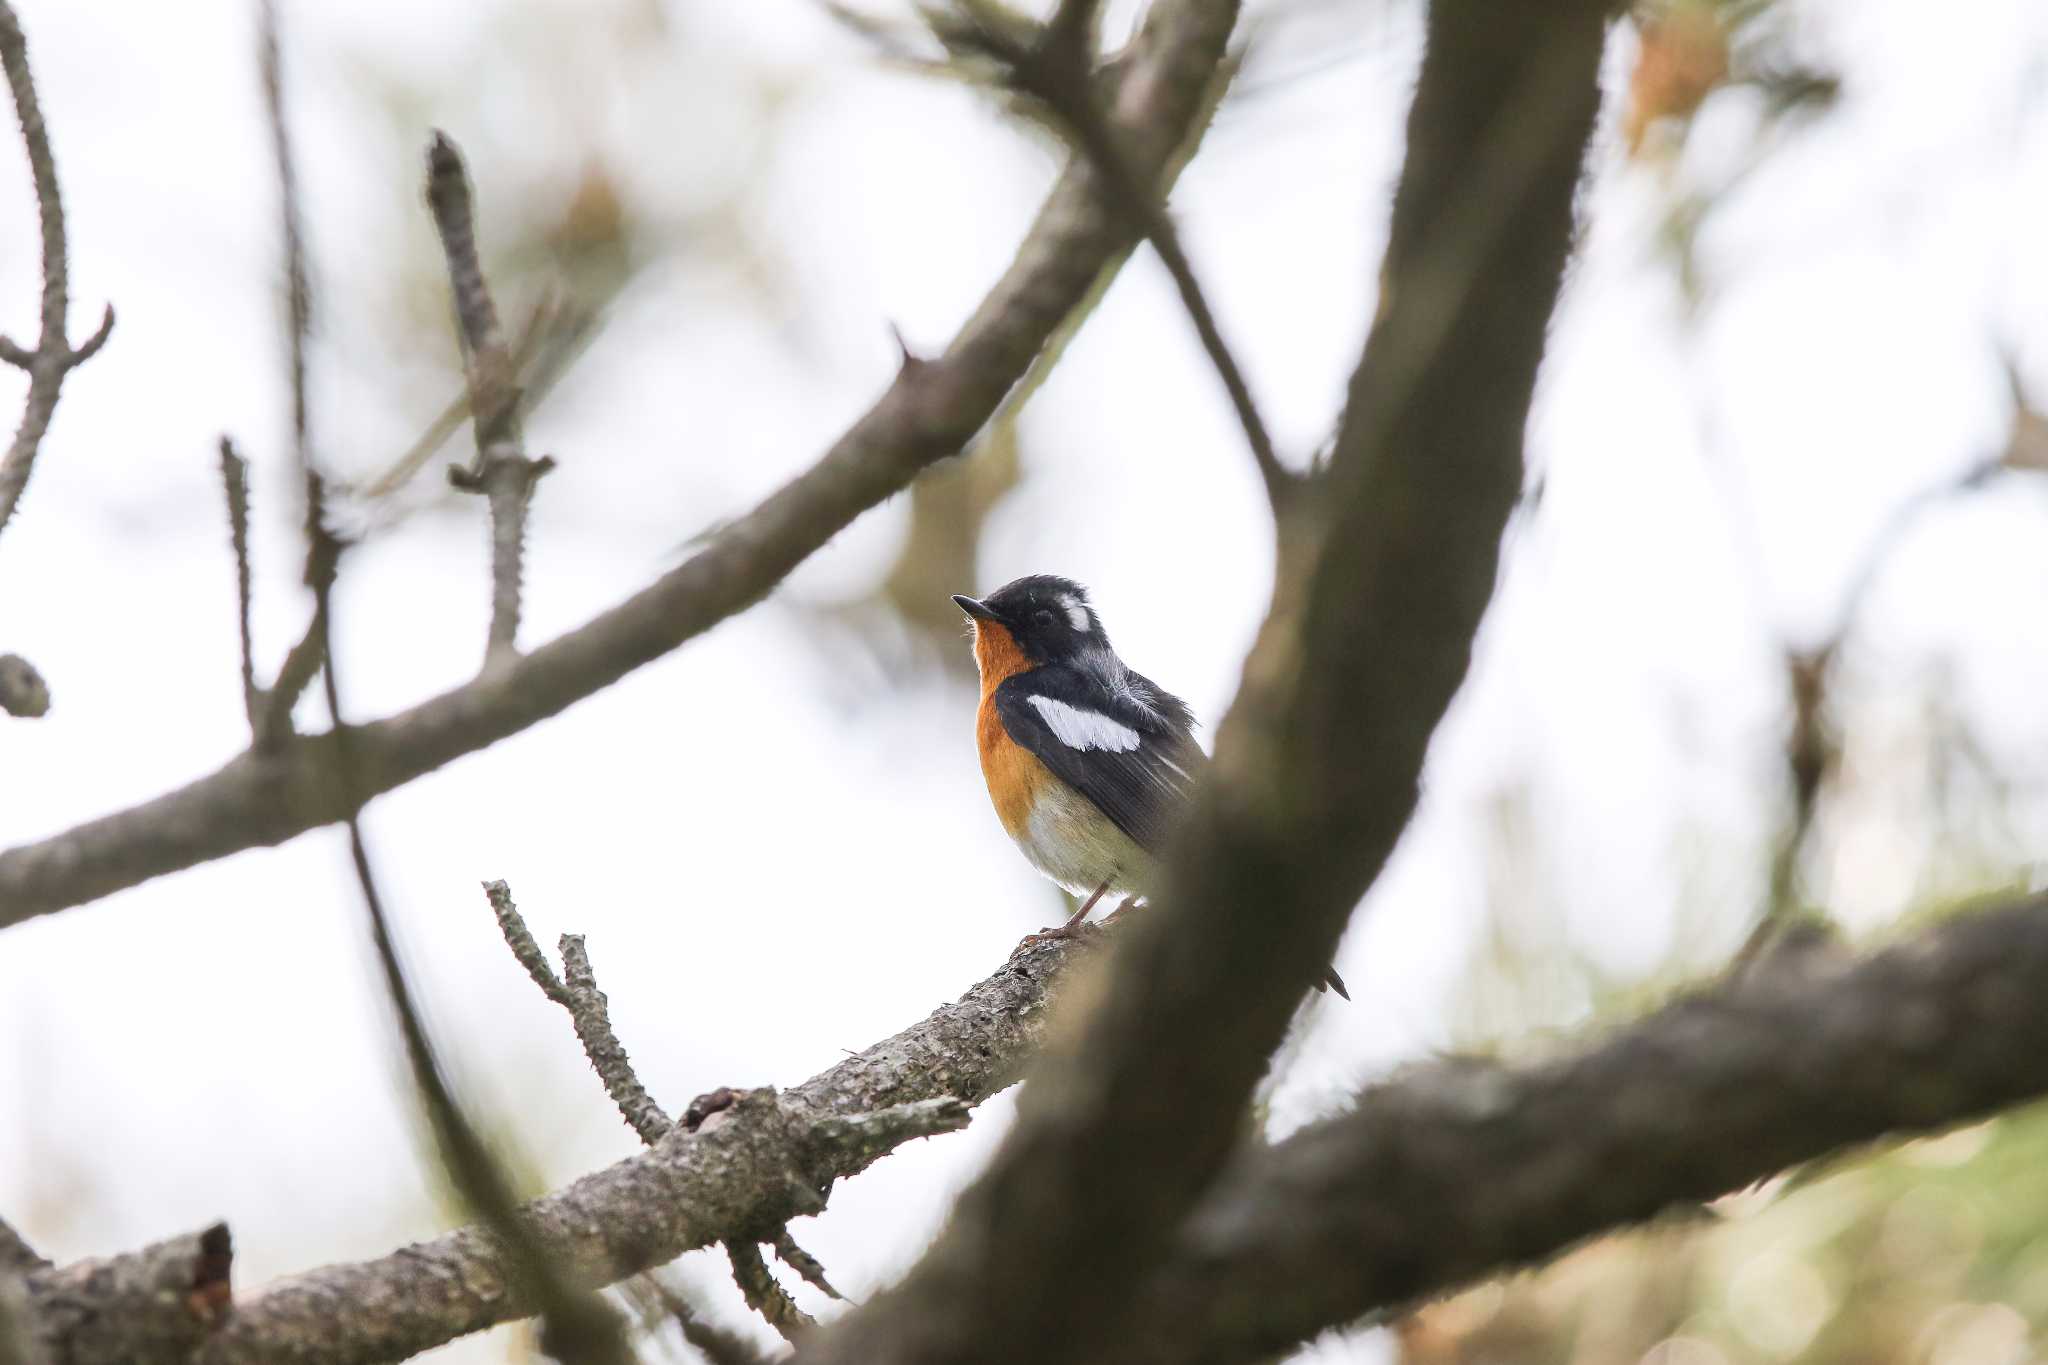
[971, 621, 1048, 838]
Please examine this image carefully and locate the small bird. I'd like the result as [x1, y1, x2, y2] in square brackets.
[953, 575, 1348, 998]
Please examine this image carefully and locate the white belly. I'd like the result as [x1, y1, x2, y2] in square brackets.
[1013, 783, 1156, 898]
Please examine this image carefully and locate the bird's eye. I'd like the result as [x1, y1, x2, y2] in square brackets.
[1034, 608, 1057, 628]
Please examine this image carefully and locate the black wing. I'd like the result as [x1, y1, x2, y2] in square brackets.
[993, 667, 1205, 854]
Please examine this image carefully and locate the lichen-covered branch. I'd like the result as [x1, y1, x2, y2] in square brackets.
[486, 880, 673, 1146]
[188, 933, 1092, 1365]
[21, 1224, 230, 1365]
[0, 0, 1237, 928]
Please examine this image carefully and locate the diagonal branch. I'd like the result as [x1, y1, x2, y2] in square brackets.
[0, 0, 115, 545]
[942, 0, 1292, 506]
[20, 1223, 231, 1365]
[190, 932, 1095, 1365]
[0, 0, 1239, 930]
[1128, 895, 2048, 1364]
[792, 6, 1615, 1364]
[489, 879, 838, 1343]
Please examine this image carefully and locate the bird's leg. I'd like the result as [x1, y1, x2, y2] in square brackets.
[1019, 880, 1111, 947]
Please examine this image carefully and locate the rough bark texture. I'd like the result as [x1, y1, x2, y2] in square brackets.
[0, 0, 1239, 929]
[182, 935, 1093, 1365]
[24, 1225, 231, 1365]
[793, 5, 1614, 1364]
[1131, 899, 2048, 1362]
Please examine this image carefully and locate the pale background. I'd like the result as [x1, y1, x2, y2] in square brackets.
[2, 0, 2046, 1360]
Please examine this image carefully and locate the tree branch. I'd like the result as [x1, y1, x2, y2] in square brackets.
[1126, 895, 2048, 1363]
[425, 132, 555, 668]
[0, 0, 115, 545]
[486, 879, 673, 1146]
[0, 1220, 43, 1277]
[724, 1241, 814, 1344]
[0, 0, 1239, 930]
[189, 933, 1097, 1365]
[942, 0, 1292, 505]
[794, 6, 1614, 1364]
[20, 1224, 230, 1365]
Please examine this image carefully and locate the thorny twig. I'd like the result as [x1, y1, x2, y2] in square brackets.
[936, 0, 1292, 507]
[0, 1, 114, 719]
[485, 880, 674, 1146]
[488, 879, 848, 1340]
[633, 1277, 774, 1365]
[425, 132, 556, 668]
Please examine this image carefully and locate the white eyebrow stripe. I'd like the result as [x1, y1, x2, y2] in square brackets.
[1026, 694, 1141, 753]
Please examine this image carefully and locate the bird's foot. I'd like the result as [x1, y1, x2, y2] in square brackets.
[1100, 896, 1146, 926]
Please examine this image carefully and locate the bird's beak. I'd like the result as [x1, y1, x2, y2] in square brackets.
[951, 593, 1000, 624]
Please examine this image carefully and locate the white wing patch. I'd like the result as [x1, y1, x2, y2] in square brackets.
[1027, 694, 1141, 752]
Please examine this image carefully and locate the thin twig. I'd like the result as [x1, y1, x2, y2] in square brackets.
[218, 439, 259, 730]
[487, 879, 848, 1339]
[772, 1231, 847, 1303]
[0, 0, 115, 545]
[425, 131, 555, 667]
[483, 880, 673, 1146]
[725, 1242, 815, 1344]
[941, 0, 1292, 506]
[639, 1277, 774, 1365]
[259, 0, 309, 470]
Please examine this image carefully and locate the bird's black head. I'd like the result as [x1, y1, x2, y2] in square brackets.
[951, 574, 1107, 666]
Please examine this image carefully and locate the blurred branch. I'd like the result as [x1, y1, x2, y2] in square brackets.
[1127, 894, 2048, 1363]
[0, 1221, 43, 1276]
[0, 0, 115, 545]
[936, 0, 1293, 506]
[193, 933, 1085, 1365]
[793, 5, 1614, 1364]
[725, 1242, 814, 1344]
[0, 654, 47, 718]
[426, 132, 555, 668]
[20, 1223, 231, 1365]
[636, 1277, 773, 1365]
[771, 1231, 847, 1304]
[0, 0, 1237, 928]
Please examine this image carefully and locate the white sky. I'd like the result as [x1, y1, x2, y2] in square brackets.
[2, 1, 2046, 1361]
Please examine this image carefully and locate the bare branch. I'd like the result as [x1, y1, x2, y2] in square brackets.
[0, 654, 47, 718]
[0, 0, 116, 544]
[193, 932, 1094, 1365]
[943, 0, 1291, 505]
[218, 439, 259, 730]
[486, 879, 674, 1146]
[796, 6, 1614, 1363]
[1126, 894, 2048, 1364]
[426, 132, 554, 668]
[725, 1242, 814, 1344]
[256, 610, 325, 747]
[21, 1223, 231, 1365]
[0, 0, 1239, 929]
[772, 1231, 847, 1304]
[258, 0, 309, 467]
